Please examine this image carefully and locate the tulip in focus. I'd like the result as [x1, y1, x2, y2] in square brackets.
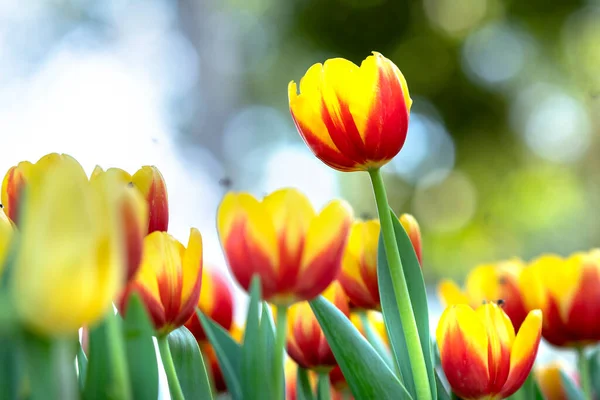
[184, 267, 234, 341]
[287, 282, 350, 370]
[91, 165, 168, 234]
[218, 188, 353, 305]
[520, 251, 600, 347]
[436, 302, 542, 400]
[12, 159, 125, 335]
[1, 153, 81, 225]
[438, 259, 529, 330]
[535, 362, 574, 400]
[339, 213, 421, 310]
[288, 52, 412, 172]
[119, 228, 203, 336]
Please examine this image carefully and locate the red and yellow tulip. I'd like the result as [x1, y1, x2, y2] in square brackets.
[339, 213, 421, 310]
[11, 159, 126, 335]
[217, 188, 353, 305]
[119, 228, 203, 336]
[288, 52, 411, 172]
[436, 302, 542, 400]
[184, 267, 234, 342]
[535, 362, 574, 400]
[91, 165, 168, 234]
[520, 251, 600, 347]
[287, 282, 350, 370]
[438, 259, 529, 330]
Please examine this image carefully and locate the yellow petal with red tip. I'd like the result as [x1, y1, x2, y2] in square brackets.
[131, 166, 169, 233]
[437, 279, 470, 307]
[499, 309, 542, 398]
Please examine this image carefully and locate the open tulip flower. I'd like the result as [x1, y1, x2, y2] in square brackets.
[217, 188, 353, 305]
[436, 302, 542, 400]
[288, 52, 411, 172]
[438, 259, 529, 331]
[339, 213, 422, 310]
[119, 228, 203, 336]
[520, 251, 600, 347]
[184, 266, 234, 341]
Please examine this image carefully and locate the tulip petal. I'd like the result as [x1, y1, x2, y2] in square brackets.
[564, 253, 600, 342]
[132, 166, 169, 233]
[465, 265, 501, 305]
[177, 228, 203, 327]
[436, 304, 490, 400]
[437, 279, 471, 306]
[499, 310, 542, 398]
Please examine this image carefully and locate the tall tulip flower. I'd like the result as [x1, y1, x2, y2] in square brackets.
[217, 188, 352, 305]
[520, 251, 600, 347]
[12, 159, 125, 335]
[438, 259, 528, 330]
[1, 153, 81, 225]
[436, 303, 542, 400]
[288, 52, 411, 172]
[184, 267, 234, 341]
[91, 165, 168, 234]
[119, 228, 203, 336]
[339, 213, 421, 310]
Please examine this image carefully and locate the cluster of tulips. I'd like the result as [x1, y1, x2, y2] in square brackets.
[0, 51, 596, 400]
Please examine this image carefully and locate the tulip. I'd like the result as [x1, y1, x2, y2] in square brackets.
[288, 52, 411, 172]
[1, 153, 81, 225]
[535, 362, 574, 400]
[91, 165, 168, 234]
[339, 214, 421, 310]
[90, 167, 148, 283]
[436, 303, 542, 400]
[119, 228, 203, 336]
[287, 281, 350, 370]
[0, 207, 13, 276]
[12, 159, 125, 335]
[400, 213, 422, 265]
[520, 252, 600, 346]
[184, 267, 234, 341]
[217, 188, 353, 305]
[438, 259, 529, 330]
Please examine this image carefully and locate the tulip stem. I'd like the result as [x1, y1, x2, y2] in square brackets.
[273, 304, 288, 400]
[105, 309, 132, 400]
[368, 168, 431, 400]
[157, 335, 185, 400]
[577, 347, 591, 400]
[317, 371, 331, 400]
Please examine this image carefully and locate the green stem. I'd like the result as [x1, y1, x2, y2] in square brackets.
[358, 311, 394, 369]
[368, 168, 431, 400]
[157, 335, 184, 400]
[273, 304, 288, 400]
[577, 347, 591, 400]
[317, 372, 331, 400]
[105, 310, 132, 400]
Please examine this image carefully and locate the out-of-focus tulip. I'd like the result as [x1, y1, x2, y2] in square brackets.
[436, 303, 542, 400]
[339, 214, 421, 310]
[520, 251, 600, 347]
[1, 153, 81, 224]
[287, 282, 350, 370]
[201, 323, 243, 393]
[349, 310, 389, 347]
[535, 362, 574, 400]
[119, 228, 203, 336]
[217, 188, 353, 305]
[0, 207, 13, 276]
[288, 52, 411, 172]
[184, 267, 234, 341]
[285, 360, 347, 400]
[438, 259, 529, 330]
[91, 165, 168, 234]
[12, 160, 125, 335]
[90, 167, 148, 283]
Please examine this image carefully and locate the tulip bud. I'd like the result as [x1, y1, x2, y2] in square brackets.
[399, 213, 422, 265]
[287, 282, 349, 370]
[436, 303, 542, 400]
[288, 52, 411, 172]
[218, 188, 353, 305]
[12, 159, 125, 335]
[184, 267, 234, 342]
[535, 362, 575, 400]
[119, 228, 203, 336]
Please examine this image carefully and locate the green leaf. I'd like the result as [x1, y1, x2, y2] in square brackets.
[560, 368, 584, 400]
[377, 209, 436, 399]
[309, 296, 412, 399]
[588, 347, 600, 398]
[0, 334, 24, 399]
[241, 276, 267, 400]
[121, 294, 159, 400]
[198, 310, 242, 400]
[84, 318, 113, 400]
[260, 303, 275, 398]
[296, 367, 315, 400]
[168, 326, 214, 400]
[434, 368, 450, 400]
[77, 342, 88, 392]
